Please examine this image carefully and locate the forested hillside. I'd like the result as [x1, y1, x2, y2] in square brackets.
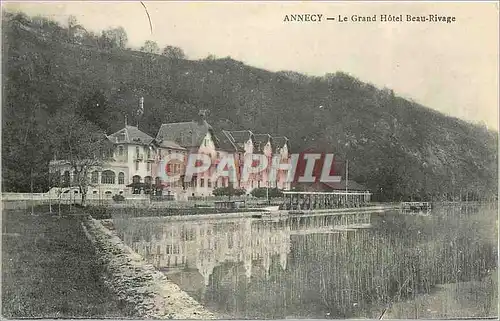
[2, 11, 497, 201]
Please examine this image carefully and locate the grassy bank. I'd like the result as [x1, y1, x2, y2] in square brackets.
[1, 208, 134, 318]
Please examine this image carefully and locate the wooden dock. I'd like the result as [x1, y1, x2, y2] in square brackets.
[282, 191, 372, 212]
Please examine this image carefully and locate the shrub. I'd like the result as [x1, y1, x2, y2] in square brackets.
[250, 187, 284, 198]
[212, 187, 246, 197]
[87, 206, 110, 219]
[112, 194, 125, 202]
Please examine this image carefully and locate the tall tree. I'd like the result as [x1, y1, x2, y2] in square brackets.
[101, 26, 128, 49]
[48, 111, 110, 206]
[141, 40, 159, 54]
[77, 90, 111, 131]
[162, 45, 186, 59]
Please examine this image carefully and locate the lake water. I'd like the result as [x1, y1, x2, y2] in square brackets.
[112, 204, 498, 319]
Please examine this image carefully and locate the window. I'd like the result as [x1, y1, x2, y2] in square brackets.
[135, 162, 139, 171]
[72, 170, 78, 185]
[62, 171, 70, 186]
[168, 149, 171, 154]
[147, 148, 151, 159]
[200, 178, 204, 187]
[146, 162, 151, 171]
[136, 147, 140, 157]
[144, 176, 152, 186]
[118, 172, 125, 185]
[155, 177, 161, 186]
[132, 175, 141, 195]
[207, 179, 212, 188]
[118, 145, 124, 156]
[91, 171, 99, 184]
[101, 170, 115, 184]
[158, 149, 162, 159]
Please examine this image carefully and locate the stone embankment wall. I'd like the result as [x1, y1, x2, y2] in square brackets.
[82, 217, 216, 319]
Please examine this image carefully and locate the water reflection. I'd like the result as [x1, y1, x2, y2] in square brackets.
[113, 205, 497, 319]
[123, 218, 291, 286]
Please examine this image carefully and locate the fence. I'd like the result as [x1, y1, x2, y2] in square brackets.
[2, 193, 287, 211]
[1, 192, 151, 210]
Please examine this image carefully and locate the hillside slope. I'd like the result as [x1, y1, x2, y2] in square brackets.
[2, 13, 497, 200]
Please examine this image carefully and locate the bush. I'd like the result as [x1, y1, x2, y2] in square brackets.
[112, 194, 125, 202]
[233, 188, 246, 196]
[250, 187, 284, 198]
[212, 187, 246, 197]
[87, 206, 110, 219]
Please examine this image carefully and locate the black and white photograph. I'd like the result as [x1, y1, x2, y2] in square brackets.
[1, 1, 498, 319]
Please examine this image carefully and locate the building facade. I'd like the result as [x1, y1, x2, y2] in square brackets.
[49, 111, 291, 199]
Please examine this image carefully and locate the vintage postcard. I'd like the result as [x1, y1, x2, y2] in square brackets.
[1, 1, 498, 320]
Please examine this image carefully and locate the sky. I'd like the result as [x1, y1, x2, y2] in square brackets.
[3, 1, 499, 130]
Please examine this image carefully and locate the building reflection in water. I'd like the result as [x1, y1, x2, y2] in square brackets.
[115, 208, 497, 319]
[120, 213, 371, 287]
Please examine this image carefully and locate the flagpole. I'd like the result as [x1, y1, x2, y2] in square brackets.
[345, 160, 348, 193]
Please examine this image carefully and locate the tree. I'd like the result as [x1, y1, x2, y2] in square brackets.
[48, 111, 109, 206]
[162, 45, 186, 59]
[101, 26, 128, 49]
[77, 90, 111, 131]
[204, 54, 217, 61]
[66, 15, 87, 42]
[250, 187, 284, 198]
[212, 185, 246, 200]
[140, 40, 159, 54]
[67, 15, 77, 29]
